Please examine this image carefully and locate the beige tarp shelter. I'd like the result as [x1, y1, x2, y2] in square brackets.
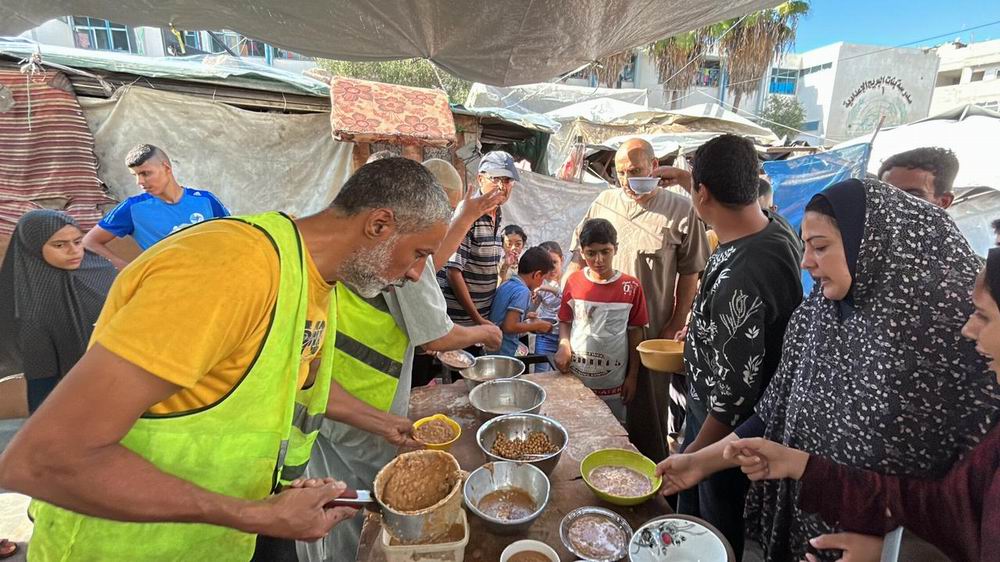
[3, 0, 781, 85]
[542, 100, 779, 175]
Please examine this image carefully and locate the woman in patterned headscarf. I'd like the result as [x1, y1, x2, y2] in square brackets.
[657, 178, 998, 561]
[0, 210, 116, 412]
[743, 178, 998, 560]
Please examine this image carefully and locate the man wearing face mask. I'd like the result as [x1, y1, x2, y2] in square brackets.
[566, 138, 710, 462]
[0, 158, 453, 562]
[437, 151, 519, 337]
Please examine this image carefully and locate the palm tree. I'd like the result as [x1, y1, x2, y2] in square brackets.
[714, 0, 810, 110]
[646, 31, 708, 108]
[592, 50, 635, 89]
[645, 1, 809, 110]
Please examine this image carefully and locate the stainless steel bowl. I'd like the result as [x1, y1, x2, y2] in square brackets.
[468, 378, 546, 422]
[476, 413, 568, 476]
[559, 506, 633, 562]
[460, 355, 525, 391]
[463, 461, 550, 535]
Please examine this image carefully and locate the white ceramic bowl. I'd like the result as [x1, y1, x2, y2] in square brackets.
[627, 177, 660, 194]
[500, 539, 560, 562]
[628, 515, 734, 562]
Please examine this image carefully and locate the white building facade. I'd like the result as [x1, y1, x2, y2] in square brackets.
[931, 39, 1000, 114]
[567, 42, 939, 146]
[17, 17, 316, 74]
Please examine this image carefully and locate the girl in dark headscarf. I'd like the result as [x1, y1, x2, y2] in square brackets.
[0, 210, 117, 412]
[743, 178, 998, 560]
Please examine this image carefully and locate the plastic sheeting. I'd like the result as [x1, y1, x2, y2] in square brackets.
[79, 86, 354, 216]
[762, 143, 872, 294]
[467, 82, 649, 114]
[544, 102, 779, 175]
[3, 0, 783, 86]
[835, 104, 1000, 190]
[501, 170, 608, 261]
[948, 187, 1000, 257]
[0, 39, 330, 96]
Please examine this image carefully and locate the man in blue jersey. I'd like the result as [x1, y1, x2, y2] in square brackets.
[83, 144, 230, 268]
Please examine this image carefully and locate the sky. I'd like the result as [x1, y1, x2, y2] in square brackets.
[791, 0, 1000, 53]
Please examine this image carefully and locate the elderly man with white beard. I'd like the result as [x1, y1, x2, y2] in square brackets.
[0, 158, 453, 562]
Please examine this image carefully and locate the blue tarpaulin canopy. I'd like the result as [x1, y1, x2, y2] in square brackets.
[763, 143, 872, 294]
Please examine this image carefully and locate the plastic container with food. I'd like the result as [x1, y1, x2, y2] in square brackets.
[500, 539, 559, 562]
[627, 177, 660, 194]
[580, 448, 662, 506]
[374, 449, 465, 544]
[412, 414, 461, 451]
[380, 509, 469, 562]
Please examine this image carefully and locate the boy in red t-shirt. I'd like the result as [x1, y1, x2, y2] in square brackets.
[555, 218, 648, 421]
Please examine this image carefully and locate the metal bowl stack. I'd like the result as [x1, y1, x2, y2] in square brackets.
[468, 378, 546, 422]
[476, 413, 568, 476]
[463, 461, 550, 535]
[459, 355, 525, 391]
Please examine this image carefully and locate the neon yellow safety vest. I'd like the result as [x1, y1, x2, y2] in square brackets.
[28, 212, 309, 562]
[278, 288, 337, 486]
[330, 285, 409, 412]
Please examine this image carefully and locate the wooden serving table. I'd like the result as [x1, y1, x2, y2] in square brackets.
[356, 374, 671, 561]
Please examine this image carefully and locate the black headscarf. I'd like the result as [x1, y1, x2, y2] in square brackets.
[746, 179, 998, 561]
[806, 179, 866, 317]
[0, 210, 117, 389]
[987, 247, 1000, 303]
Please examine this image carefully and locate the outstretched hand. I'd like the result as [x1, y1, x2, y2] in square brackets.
[459, 185, 505, 219]
[722, 438, 810, 481]
[654, 453, 705, 496]
[802, 533, 883, 562]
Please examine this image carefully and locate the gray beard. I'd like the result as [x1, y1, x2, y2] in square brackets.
[339, 236, 400, 298]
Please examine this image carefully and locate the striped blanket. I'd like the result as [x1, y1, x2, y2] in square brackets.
[0, 68, 113, 236]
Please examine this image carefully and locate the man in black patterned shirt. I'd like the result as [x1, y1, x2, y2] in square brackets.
[669, 134, 803, 559]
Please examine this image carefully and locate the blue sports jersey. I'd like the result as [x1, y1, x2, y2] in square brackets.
[99, 188, 230, 250]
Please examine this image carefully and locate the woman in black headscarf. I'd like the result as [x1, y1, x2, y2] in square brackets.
[657, 178, 998, 561]
[0, 210, 117, 412]
[744, 178, 998, 560]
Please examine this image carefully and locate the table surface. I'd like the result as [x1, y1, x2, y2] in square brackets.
[356, 374, 671, 561]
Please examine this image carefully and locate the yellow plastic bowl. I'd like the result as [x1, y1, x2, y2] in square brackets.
[580, 448, 662, 506]
[413, 414, 462, 451]
[637, 339, 685, 373]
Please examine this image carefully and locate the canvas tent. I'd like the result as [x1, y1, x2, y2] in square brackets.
[834, 104, 1000, 256]
[465, 82, 649, 115]
[837, 104, 1000, 190]
[543, 101, 779, 176]
[2, 0, 782, 85]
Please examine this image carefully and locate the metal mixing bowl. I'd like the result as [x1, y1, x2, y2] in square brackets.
[468, 378, 546, 422]
[463, 461, 550, 535]
[460, 355, 525, 391]
[559, 506, 633, 562]
[476, 413, 568, 476]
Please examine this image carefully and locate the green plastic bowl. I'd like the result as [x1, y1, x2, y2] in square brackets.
[580, 448, 662, 506]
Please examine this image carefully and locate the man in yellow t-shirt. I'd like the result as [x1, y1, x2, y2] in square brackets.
[0, 158, 453, 554]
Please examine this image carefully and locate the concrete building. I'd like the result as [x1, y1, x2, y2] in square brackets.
[16, 17, 316, 74]
[567, 42, 939, 146]
[931, 39, 1000, 114]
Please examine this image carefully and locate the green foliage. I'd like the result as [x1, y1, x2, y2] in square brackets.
[759, 95, 806, 139]
[317, 58, 472, 104]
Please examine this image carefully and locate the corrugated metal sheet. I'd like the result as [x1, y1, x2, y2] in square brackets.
[0, 69, 114, 235]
